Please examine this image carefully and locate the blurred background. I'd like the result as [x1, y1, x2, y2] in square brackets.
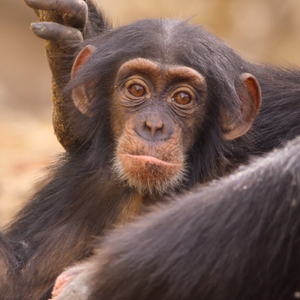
[1, 0, 300, 227]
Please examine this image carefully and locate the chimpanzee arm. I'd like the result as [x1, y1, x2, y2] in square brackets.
[23, 0, 112, 150]
[53, 137, 300, 300]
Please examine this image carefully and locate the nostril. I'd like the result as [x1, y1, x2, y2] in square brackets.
[143, 122, 148, 131]
[156, 124, 163, 132]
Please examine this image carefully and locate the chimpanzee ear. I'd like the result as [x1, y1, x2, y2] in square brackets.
[221, 73, 261, 140]
[71, 45, 96, 116]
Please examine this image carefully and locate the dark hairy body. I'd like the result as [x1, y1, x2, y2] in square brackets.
[54, 137, 300, 300]
[0, 0, 300, 299]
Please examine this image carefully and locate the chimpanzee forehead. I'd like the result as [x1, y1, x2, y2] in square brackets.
[98, 19, 240, 72]
[93, 19, 213, 62]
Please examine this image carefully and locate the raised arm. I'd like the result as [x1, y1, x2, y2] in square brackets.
[24, 0, 112, 150]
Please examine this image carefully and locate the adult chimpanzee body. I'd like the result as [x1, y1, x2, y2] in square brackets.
[52, 136, 300, 300]
[0, 0, 300, 299]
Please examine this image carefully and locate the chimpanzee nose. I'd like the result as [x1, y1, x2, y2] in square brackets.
[133, 112, 173, 142]
[145, 115, 163, 137]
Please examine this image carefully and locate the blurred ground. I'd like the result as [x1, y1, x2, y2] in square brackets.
[1, 0, 300, 227]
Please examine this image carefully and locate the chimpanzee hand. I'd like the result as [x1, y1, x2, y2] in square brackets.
[24, 0, 87, 43]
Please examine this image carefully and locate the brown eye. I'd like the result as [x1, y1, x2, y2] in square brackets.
[172, 92, 192, 105]
[128, 84, 146, 97]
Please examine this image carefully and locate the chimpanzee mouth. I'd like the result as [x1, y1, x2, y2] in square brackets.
[120, 154, 181, 167]
[112, 152, 186, 194]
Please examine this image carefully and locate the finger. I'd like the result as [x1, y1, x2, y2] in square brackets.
[31, 22, 83, 42]
[24, 0, 88, 29]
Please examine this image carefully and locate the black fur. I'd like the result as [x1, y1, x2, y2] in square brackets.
[251, 66, 300, 154]
[80, 137, 300, 300]
[83, 0, 112, 37]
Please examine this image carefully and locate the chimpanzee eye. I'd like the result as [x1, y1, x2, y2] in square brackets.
[128, 84, 146, 97]
[172, 92, 192, 105]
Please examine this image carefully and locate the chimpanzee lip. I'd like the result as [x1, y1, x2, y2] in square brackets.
[120, 154, 181, 167]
